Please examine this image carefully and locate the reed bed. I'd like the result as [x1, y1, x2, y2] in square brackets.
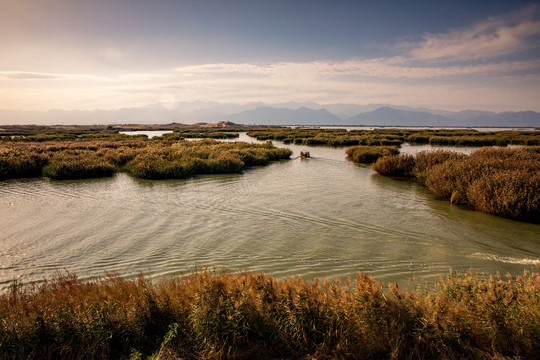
[2, 130, 144, 142]
[249, 128, 540, 148]
[0, 137, 292, 181]
[248, 128, 407, 147]
[125, 140, 292, 180]
[371, 147, 540, 221]
[0, 269, 538, 360]
[42, 152, 116, 180]
[345, 145, 400, 164]
[0, 149, 49, 179]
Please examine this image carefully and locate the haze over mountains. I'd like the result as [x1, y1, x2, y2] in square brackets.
[1, 103, 538, 128]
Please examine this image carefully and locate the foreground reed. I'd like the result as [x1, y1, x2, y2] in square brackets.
[0, 269, 538, 360]
[371, 147, 540, 222]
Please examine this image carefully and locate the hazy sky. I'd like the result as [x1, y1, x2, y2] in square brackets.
[1, 0, 539, 112]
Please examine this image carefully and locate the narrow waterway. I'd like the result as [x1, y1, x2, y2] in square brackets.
[0, 133, 538, 289]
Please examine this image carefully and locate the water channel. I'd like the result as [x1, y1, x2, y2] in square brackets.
[0, 132, 538, 289]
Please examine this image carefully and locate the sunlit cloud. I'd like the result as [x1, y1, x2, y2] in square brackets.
[173, 59, 540, 81]
[2, 55, 539, 112]
[403, 5, 540, 62]
[0, 72, 62, 80]
[1, 5, 539, 112]
[0, 71, 109, 81]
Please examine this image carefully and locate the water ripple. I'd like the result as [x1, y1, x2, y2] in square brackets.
[1, 140, 539, 290]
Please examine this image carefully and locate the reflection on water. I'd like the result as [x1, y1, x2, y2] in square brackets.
[120, 130, 173, 138]
[0, 134, 538, 290]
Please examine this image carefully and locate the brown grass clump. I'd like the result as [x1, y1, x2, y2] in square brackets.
[0, 148, 49, 180]
[467, 169, 540, 219]
[370, 154, 416, 177]
[371, 147, 540, 221]
[413, 150, 467, 185]
[42, 152, 116, 180]
[0, 269, 538, 360]
[345, 145, 399, 164]
[126, 140, 292, 180]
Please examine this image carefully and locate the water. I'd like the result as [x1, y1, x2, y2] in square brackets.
[0, 133, 538, 290]
[120, 130, 173, 138]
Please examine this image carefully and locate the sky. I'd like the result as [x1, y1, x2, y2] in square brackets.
[0, 0, 539, 112]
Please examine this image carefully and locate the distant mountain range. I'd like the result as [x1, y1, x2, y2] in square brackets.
[226, 106, 341, 126]
[1, 102, 539, 128]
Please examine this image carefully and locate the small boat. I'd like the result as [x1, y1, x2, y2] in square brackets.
[300, 150, 310, 158]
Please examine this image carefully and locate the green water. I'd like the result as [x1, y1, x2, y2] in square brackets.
[0, 134, 538, 289]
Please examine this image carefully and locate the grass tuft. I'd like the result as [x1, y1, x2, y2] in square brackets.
[345, 145, 399, 164]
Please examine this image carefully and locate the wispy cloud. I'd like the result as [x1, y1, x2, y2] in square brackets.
[0, 71, 110, 81]
[1, 6, 539, 112]
[403, 5, 540, 62]
[0, 72, 62, 80]
[173, 59, 540, 81]
[2, 55, 539, 111]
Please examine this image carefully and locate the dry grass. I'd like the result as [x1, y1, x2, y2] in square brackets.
[249, 128, 407, 147]
[126, 140, 292, 180]
[42, 152, 116, 180]
[345, 145, 400, 164]
[0, 148, 49, 179]
[0, 137, 292, 181]
[371, 147, 540, 221]
[370, 154, 416, 177]
[247, 128, 540, 148]
[0, 270, 538, 359]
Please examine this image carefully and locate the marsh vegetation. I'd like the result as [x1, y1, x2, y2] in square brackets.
[1, 126, 539, 359]
[1, 270, 538, 360]
[164, 129, 241, 140]
[369, 147, 540, 222]
[345, 145, 400, 163]
[248, 128, 540, 147]
[0, 131, 291, 180]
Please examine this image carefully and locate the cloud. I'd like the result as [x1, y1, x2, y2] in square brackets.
[1, 5, 539, 112]
[403, 5, 540, 62]
[0, 71, 110, 81]
[0, 72, 62, 80]
[173, 59, 540, 81]
[2, 55, 539, 112]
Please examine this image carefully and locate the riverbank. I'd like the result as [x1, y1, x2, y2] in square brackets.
[1, 269, 538, 359]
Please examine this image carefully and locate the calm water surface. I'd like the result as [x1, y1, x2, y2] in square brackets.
[1, 133, 538, 289]
[120, 130, 173, 138]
